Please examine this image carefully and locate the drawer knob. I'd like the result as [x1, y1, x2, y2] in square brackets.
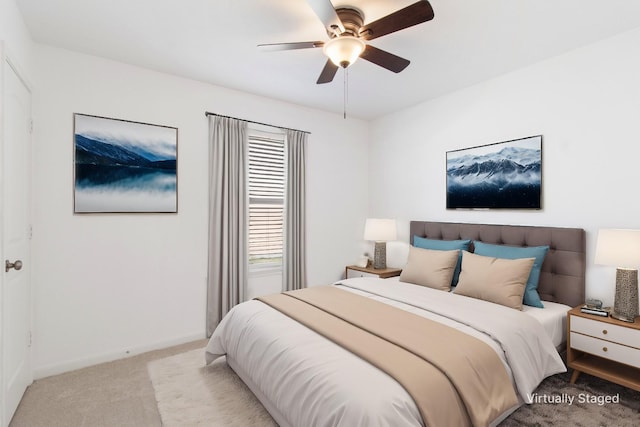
[602, 347, 608, 352]
[602, 330, 608, 335]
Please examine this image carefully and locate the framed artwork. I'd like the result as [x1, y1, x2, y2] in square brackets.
[446, 135, 542, 209]
[74, 114, 178, 213]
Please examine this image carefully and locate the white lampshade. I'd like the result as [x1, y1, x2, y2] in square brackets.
[323, 36, 365, 68]
[364, 218, 397, 242]
[595, 229, 640, 268]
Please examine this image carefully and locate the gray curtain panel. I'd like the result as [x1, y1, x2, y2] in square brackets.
[207, 116, 248, 337]
[283, 129, 308, 291]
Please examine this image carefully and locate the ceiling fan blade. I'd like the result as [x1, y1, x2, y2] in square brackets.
[316, 59, 339, 84]
[359, 0, 434, 41]
[307, 0, 345, 35]
[258, 41, 324, 51]
[360, 45, 410, 73]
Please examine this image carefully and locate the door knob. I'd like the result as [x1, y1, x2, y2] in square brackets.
[5, 260, 23, 272]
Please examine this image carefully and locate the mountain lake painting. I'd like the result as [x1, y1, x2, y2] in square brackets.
[74, 114, 178, 213]
[446, 135, 542, 209]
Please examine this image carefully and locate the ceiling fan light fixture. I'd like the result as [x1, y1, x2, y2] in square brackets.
[323, 36, 365, 68]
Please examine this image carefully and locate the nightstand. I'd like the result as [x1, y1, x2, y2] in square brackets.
[567, 305, 640, 391]
[345, 265, 402, 279]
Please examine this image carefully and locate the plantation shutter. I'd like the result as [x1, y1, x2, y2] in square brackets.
[248, 134, 285, 266]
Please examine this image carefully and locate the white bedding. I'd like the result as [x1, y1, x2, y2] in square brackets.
[386, 276, 570, 349]
[521, 300, 571, 349]
[206, 278, 566, 427]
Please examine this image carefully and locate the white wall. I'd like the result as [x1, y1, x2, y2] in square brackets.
[369, 27, 640, 309]
[31, 45, 369, 377]
[0, 0, 33, 77]
[22, 1, 640, 380]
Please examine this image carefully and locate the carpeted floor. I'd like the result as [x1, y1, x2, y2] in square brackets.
[11, 341, 640, 426]
[149, 348, 640, 427]
[9, 340, 207, 427]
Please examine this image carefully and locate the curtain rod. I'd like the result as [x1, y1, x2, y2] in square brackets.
[205, 112, 311, 135]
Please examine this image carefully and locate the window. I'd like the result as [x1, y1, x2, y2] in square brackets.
[248, 129, 285, 269]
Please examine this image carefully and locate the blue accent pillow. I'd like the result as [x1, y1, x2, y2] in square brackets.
[472, 241, 549, 308]
[413, 236, 471, 286]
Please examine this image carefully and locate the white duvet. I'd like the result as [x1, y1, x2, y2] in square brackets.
[206, 278, 566, 427]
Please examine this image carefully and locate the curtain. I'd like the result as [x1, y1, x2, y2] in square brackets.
[283, 129, 307, 291]
[206, 116, 248, 337]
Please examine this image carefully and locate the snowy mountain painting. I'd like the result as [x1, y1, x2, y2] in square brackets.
[74, 114, 178, 213]
[446, 135, 542, 209]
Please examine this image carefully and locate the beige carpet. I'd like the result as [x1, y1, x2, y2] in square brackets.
[10, 339, 207, 427]
[148, 349, 276, 426]
[150, 348, 640, 427]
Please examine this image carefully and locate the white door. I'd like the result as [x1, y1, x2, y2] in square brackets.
[1, 51, 32, 427]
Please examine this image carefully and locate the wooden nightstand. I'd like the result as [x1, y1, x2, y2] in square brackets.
[567, 305, 640, 391]
[345, 265, 402, 279]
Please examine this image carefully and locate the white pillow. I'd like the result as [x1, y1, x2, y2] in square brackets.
[385, 241, 410, 269]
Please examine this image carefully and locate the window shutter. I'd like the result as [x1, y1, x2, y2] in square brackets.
[248, 134, 285, 266]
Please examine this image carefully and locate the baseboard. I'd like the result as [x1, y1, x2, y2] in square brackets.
[33, 332, 205, 380]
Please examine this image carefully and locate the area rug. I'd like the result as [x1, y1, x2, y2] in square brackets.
[148, 349, 276, 426]
[149, 348, 639, 426]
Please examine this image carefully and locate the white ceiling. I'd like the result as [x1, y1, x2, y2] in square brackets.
[16, 0, 640, 120]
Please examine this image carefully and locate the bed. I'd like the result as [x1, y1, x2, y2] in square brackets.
[205, 221, 586, 427]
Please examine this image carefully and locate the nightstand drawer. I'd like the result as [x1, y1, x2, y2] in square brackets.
[346, 269, 379, 279]
[571, 316, 640, 349]
[570, 332, 640, 369]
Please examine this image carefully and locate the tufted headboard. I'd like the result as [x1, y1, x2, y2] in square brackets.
[410, 221, 586, 308]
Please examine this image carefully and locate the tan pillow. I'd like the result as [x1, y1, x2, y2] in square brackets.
[399, 246, 459, 291]
[454, 251, 535, 310]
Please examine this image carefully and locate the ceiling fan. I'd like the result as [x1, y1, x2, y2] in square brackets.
[258, 0, 435, 84]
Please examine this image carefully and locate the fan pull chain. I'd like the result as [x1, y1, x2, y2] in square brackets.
[343, 67, 348, 119]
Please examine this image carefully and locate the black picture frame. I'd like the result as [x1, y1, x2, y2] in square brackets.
[446, 135, 542, 210]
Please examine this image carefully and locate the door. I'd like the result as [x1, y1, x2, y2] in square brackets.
[1, 49, 32, 427]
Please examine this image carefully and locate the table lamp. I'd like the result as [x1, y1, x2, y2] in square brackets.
[364, 218, 397, 269]
[594, 229, 640, 322]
